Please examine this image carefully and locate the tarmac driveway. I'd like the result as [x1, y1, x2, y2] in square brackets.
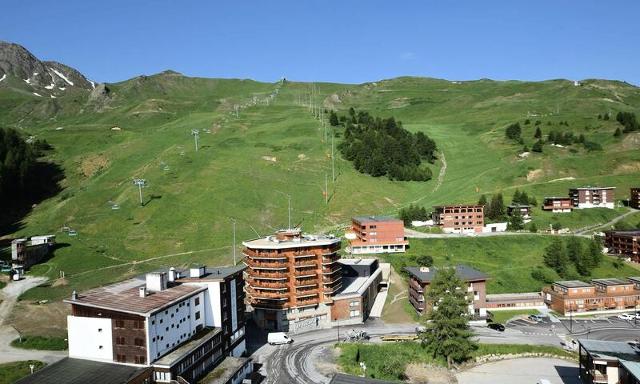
[456, 357, 580, 384]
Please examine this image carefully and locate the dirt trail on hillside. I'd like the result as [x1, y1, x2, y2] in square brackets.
[432, 151, 446, 193]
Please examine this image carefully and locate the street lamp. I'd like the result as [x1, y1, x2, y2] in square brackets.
[133, 178, 147, 206]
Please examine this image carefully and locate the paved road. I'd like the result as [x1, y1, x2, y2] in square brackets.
[404, 227, 590, 239]
[255, 321, 565, 384]
[575, 207, 637, 235]
[0, 276, 66, 364]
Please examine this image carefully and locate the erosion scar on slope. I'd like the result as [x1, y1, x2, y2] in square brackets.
[432, 151, 446, 193]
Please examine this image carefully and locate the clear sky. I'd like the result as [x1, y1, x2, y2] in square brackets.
[1, 1, 638, 84]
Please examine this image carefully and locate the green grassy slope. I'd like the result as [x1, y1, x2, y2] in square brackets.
[1, 73, 639, 302]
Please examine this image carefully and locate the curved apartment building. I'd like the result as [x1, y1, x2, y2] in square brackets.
[243, 228, 342, 331]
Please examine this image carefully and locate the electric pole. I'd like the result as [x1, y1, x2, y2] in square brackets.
[325, 173, 328, 204]
[191, 129, 200, 152]
[331, 130, 335, 182]
[133, 178, 147, 206]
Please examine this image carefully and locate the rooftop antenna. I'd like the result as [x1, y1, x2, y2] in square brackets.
[132, 178, 147, 206]
[191, 129, 200, 152]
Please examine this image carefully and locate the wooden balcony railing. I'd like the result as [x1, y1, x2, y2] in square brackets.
[245, 259, 288, 269]
[294, 269, 316, 277]
[247, 279, 288, 289]
[248, 270, 288, 279]
[246, 287, 288, 299]
[294, 260, 318, 267]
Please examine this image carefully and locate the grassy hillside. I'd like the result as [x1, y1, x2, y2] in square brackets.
[1, 73, 640, 307]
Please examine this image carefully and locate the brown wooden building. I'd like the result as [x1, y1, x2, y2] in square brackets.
[569, 186, 616, 209]
[348, 216, 407, 254]
[543, 278, 640, 315]
[631, 188, 640, 210]
[605, 230, 640, 262]
[431, 204, 484, 234]
[542, 197, 573, 212]
[405, 265, 488, 317]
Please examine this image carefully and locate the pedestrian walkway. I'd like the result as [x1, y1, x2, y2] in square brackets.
[369, 288, 388, 318]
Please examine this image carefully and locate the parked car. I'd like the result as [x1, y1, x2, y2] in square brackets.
[617, 313, 635, 321]
[268, 332, 293, 345]
[488, 323, 505, 332]
[528, 314, 545, 323]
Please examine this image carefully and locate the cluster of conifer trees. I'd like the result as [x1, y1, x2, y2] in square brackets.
[333, 108, 437, 182]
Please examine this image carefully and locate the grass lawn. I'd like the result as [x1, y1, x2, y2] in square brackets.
[337, 342, 575, 382]
[381, 266, 419, 324]
[0, 361, 45, 384]
[383, 235, 638, 294]
[488, 309, 541, 324]
[11, 335, 68, 350]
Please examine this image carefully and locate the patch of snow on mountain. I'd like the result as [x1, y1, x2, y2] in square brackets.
[50, 95, 56, 98]
[50, 68, 74, 86]
[45, 83, 55, 89]
[0, 74, 6, 82]
[59, 87, 66, 91]
[33, 92, 42, 97]
[24, 78, 31, 84]
[90, 80, 95, 89]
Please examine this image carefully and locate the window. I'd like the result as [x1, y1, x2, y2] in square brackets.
[116, 337, 126, 345]
[115, 319, 125, 328]
[134, 355, 146, 364]
[97, 328, 102, 332]
[195, 297, 200, 306]
[134, 338, 144, 347]
[350, 310, 360, 317]
[133, 320, 144, 329]
[116, 354, 126, 363]
[195, 311, 201, 320]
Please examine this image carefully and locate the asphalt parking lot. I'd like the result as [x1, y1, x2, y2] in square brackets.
[457, 357, 580, 384]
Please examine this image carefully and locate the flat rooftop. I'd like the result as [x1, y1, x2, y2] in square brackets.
[339, 258, 376, 266]
[571, 186, 616, 190]
[15, 357, 148, 384]
[177, 265, 245, 282]
[607, 230, 640, 236]
[65, 278, 206, 316]
[200, 356, 250, 384]
[555, 280, 592, 288]
[486, 292, 542, 302]
[154, 327, 222, 367]
[243, 232, 340, 250]
[579, 339, 640, 362]
[433, 204, 482, 209]
[352, 216, 401, 224]
[621, 360, 640, 380]
[335, 268, 382, 299]
[592, 278, 631, 286]
[405, 265, 488, 284]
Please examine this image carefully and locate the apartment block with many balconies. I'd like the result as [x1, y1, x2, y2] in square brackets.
[347, 216, 407, 255]
[569, 186, 616, 209]
[431, 205, 484, 234]
[55, 265, 248, 384]
[242, 228, 342, 332]
[404, 265, 488, 317]
[605, 230, 640, 262]
[543, 278, 640, 316]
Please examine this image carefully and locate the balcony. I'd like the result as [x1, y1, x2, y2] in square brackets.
[245, 259, 288, 270]
[323, 275, 341, 284]
[589, 370, 607, 383]
[409, 280, 424, 293]
[295, 289, 319, 297]
[248, 270, 288, 279]
[324, 283, 343, 294]
[322, 266, 341, 275]
[296, 298, 320, 307]
[249, 299, 289, 310]
[294, 279, 317, 287]
[408, 295, 425, 311]
[294, 253, 316, 259]
[243, 249, 288, 260]
[246, 287, 288, 299]
[294, 260, 318, 268]
[247, 279, 288, 290]
[294, 269, 316, 277]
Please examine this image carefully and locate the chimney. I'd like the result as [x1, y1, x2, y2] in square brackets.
[146, 272, 168, 292]
[168, 267, 176, 283]
[71, 290, 78, 300]
[139, 286, 147, 298]
[190, 266, 206, 278]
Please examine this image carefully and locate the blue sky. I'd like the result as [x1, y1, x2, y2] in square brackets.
[2, 1, 639, 84]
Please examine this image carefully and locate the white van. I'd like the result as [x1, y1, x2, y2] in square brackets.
[268, 332, 293, 345]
